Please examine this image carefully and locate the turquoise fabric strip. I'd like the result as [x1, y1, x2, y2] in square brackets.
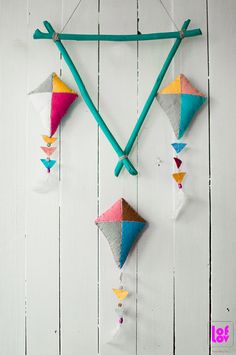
[33, 26, 201, 41]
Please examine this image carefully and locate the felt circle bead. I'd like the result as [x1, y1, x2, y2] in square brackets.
[178, 183, 182, 189]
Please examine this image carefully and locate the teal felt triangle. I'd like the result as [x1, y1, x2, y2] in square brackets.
[179, 94, 206, 139]
[41, 159, 56, 169]
[171, 143, 187, 153]
[120, 221, 146, 268]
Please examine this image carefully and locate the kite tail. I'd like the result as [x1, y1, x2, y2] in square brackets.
[34, 134, 58, 192]
[171, 141, 187, 218]
[33, 170, 58, 193]
[173, 188, 187, 219]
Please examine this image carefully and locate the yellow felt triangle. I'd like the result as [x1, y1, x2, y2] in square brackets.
[159, 74, 181, 94]
[112, 288, 129, 301]
[52, 73, 77, 94]
[42, 135, 57, 144]
[172, 172, 186, 184]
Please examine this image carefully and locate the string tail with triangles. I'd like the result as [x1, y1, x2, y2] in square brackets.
[171, 142, 187, 219]
[156, 74, 207, 218]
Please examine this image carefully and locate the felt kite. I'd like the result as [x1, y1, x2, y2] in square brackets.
[95, 198, 146, 331]
[29, 72, 78, 182]
[157, 74, 207, 217]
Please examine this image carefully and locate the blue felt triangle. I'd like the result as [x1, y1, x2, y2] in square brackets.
[120, 221, 146, 268]
[171, 143, 187, 154]
[178, 94, 206, 139]
[40, 159, 56, 169]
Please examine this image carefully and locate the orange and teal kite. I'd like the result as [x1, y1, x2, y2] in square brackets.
[156, 74, 207, 139]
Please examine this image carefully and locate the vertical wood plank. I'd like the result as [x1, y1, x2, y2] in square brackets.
[209, 0, 236, 353]
[137, 1, 174, 354]
[26, 2, 61, 355]
[173, 1, 209, 354]
[60, 0, 98, 354]
[2, 1, 235, 354]
[0, 0, 27, 354]
[98, 1, 138, 353]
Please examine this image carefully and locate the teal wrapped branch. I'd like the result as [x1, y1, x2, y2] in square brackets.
[33, 20, 202, 177]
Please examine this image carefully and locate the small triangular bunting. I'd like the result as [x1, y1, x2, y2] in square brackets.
[42, 135, 57, 144]
[171, 143, 187, 154]
[41, 146, 57, 156]
[41, 159, 56, 170]
[112, 288, 129, 301]
[172, 172, 186, 184]
[174, 157, 182, 169]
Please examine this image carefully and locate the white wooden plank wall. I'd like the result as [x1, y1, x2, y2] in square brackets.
[0, 0, 235, 354]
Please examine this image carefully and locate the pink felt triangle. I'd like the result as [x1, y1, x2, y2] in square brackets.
[50, 92, 78, 136]
[180, 74, 205, 97]
[41, 146, 57, 156]
[95, 199, 122, 223]
[174, 157, 182, 169]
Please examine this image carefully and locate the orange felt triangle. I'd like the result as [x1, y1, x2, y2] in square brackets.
[40, 146, 57, 156]
[52, 73, 77, 94]
[172, 172, 186, 184]
[112, 288, 129, 301]
[159, 75, 181, 94]
[42, 135, 57, 144]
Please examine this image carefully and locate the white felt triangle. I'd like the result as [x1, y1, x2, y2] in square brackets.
[30, 92, 52, 135]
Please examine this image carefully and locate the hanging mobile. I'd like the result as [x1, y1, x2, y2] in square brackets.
[156, 74, 207, 217]
[29, 73, 78, 191]
[95, 198, 147, 335]
[33, 12, 202, 177]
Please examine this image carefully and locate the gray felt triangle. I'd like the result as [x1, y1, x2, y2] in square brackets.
[96, 221, 122, 268]
[157, 93, 180, 138]
[29, 73, 53, 94]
